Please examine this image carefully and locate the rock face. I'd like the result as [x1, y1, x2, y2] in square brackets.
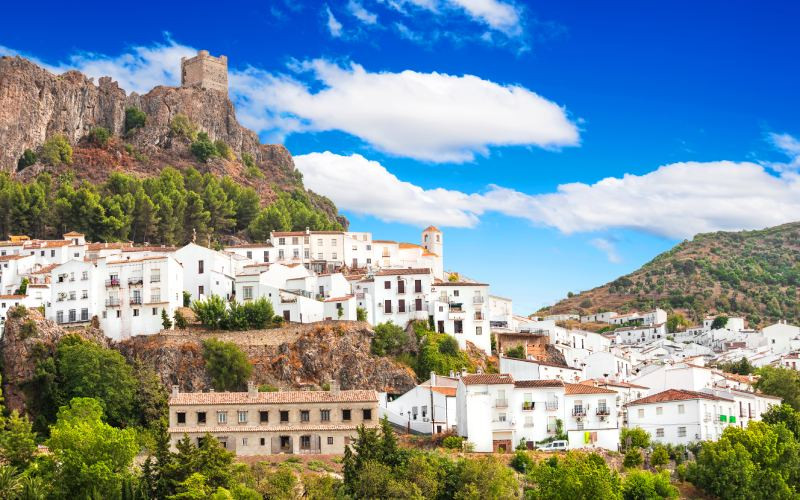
[0, 306, 106, 414]
[117, 321, 417, 394]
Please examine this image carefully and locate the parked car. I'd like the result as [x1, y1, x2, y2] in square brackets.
[536, 440, 568, 452]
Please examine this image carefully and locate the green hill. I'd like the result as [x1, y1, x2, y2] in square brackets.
[542, 222, 800, 328]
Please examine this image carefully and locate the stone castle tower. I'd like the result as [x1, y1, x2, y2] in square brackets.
[180, 50, 228, 95]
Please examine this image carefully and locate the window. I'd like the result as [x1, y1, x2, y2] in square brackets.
[414, 279, 422, 293]
[678, 426, 687, 437]
[260, 438, 266, 446]
[177, 412, 186, 424]
[198, 260, 204, 274]
[293, 249, 299, 258]
[415, 298, 423, 311]
[304, 249, 310, 258]
[366, 258, 371, 264]
[116, 310, 121, 318]
[327, 437, 334, 445]
[243, 286, 253, 300]
[300, 435, 311, 449]
[331, 238, 336, 245]
[197, 412, 206, 424]
[332, 252, 337, 260]
[656, 428, 664, 438]
[217, 411, 227, 424]
[238, 411, 248, 424]
[637, 408, 644, 418]
[280, 410, 289, 423]
[133, 309, 139, 317]
[398, 299, 406, 313]
[69, 291, 76, 300]
[80, 308, 89, 321]
[454, 290, 459, 297]
[321, 409, 330, 421]
[68, 309, 76, 322]
[656, 406, 663, 416]
[678, 404, 685, 414]
[384, 300, 392, 313]
[363, 409, 372, 420]
[259, 411, 268, 423]
[278, 238, 285, 245]
[278, 250, 285, 260]
[342, 409, 352, 421]
[81, 290, 88, 299]
[300, 410, 310, 422]
[292, 237, 299, 245]
[263, 251, 269, 262]
[384, 280, 391, 289]
[242, 438, 248, 446]
[476, 326, 483, 335]
[152, 308, 158, 315]
[454, 320, 463, 333]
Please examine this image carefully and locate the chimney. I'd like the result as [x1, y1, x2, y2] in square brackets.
[430, 371, 436, 387]
[247, 380, 257, 395]
[449, 370, 455, 378]
[461, 367, 467, 377]
[172, 385, 179, 396]
[330, 380, 340, 394]
[476, 368, 483, 375]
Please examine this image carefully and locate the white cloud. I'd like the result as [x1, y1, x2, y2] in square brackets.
[325, 5, 344, 37]
[230, 58, 579, 162]
[590, 238, 621, 263]
[766, 132, 800, 172]
[391, 0, 522, 36]
[295, 152, 800, 239]
[347, 0, 378, 24]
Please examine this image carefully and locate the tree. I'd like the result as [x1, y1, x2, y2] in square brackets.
[650, 444, 670, 468]
[14, 277, 28, 295]
[17, 149, 37, 170]
[710, 315, 729, 330]
[510, 450, 535, 473]
[527, 451, 622, 500]
[505, 345, 525, 359]
[202, 339, 253, 391]
[40, 134, 73, 166]
[87, 127, 111, 147]
[45, 398, 138, 498]
[666, 313, 689, 333]
[623, 449, 643, 468]
[620, 427, 651, 451]
[192, 295, 227, 329]
[125, 107, 147, 133]
[190, 133, 218, 163]
[621, 470, 678, 500]
[717, 357, 755, 375]
[371, 322, 408, 356]
[754, 366, 800, 410]
[357, 307, 368, 322]
[0, 410, 37, 469]
[174, 310, 188, 329]
[761, 403, 800, 439]
[162, 309, 173, 330]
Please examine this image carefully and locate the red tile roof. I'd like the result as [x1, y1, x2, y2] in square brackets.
[0, 254, 27, 261]
[430, 386, 457, 397]
[461, 373, 514, 385]
[375, 268, 431, 276]
[628, 389, 734, 406]
[169, 423, 372, 434]
[583, 379, 649, 390]
[324, 295, 354, 302]
[169, 389, 378, 405]
[514, 379, 565, 388]
[226, 243, 274, 248]
[272, 231, 308, 237]
[0, 294, 26, 300]
[565, 383, 617, 395]
[423, 226, 441, 233]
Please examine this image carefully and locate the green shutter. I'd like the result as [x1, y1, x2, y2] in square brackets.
[720, 415, 727, 422]
[729, 416, 736, 423]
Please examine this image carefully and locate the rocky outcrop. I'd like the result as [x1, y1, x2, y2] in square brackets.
[0, 306, 106, 413]
[117, 321, 417, 394]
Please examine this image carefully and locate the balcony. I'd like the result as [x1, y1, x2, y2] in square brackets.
[492, 419, 514, 430]
[596, 407, 610, 416]
[150, 276, 161, 283]
[545, 401, 559, 411]
[105, 278, 120, 287]
[473, 296, 485, 304]
[105, 298, 121, 307]
[129, 297, 143, 305]
[494, 399, 508, 408]
[524, 421, 534, 428]
[572, 407, 587, 417]
[148, 296, 163, 304]
[522, 402, 535, 411]
[128, 277, 143, 286]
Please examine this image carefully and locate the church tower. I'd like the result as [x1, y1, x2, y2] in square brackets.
[421, 226, 443, 278]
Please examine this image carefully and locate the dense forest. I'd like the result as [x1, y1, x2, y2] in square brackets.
[0, 167, 342, 245]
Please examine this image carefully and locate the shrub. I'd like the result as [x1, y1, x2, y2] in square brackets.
[214, 140, 234, 161]
[192, 295, 227, 329]
[183, 291, 192, 307]
[124, 107, 146, 133]
[505, 345, 525, 359]
[442, 436, 463, 449]
[509, 450, 534, 473]
[17, 149, 37, 170]
[621, 470, 678, 499]
[161, 309, 173, 330]
[40, 134, 73, 165]
[371, 321, 407, 356]
[245, 165, 264, 179]
[191, 132, 218, 163]
[650, 444, 669, 468]
[528, 451, 621, 499]
[169, 113, 197, 140]
[623, 449, 643, 468]
[19, 320, 37, 339]
[438, 336, 459, 356]
[8, 305, 27, 319]
[258, 384, 279, 392]
[173, 310, 188, 329]
[202, 338, 253, 391]
[356, 307, 368, 322]
[621, 427, 651, 451]
[580, 298, 593, 308]
[87, 127, 111, 147]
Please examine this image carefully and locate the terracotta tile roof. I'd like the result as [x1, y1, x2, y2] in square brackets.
[719, 372, 755, 384]
[462, 373, 514, 385]
[324, 295, 354, 302]
[30, 264, 58, 274]
[25, 240, 71, 248]
[375, 268, 431, 276]
[310, 231, 344, 235]
[514, 379, 565, 388]
[430, 386, 457, 397]
[87, 242, 129, 251]
[398, 243, 423, 250]
[584, 379, 649, 390]
[564, 383, 617, 395]
[423, 226, 441, 233]
[0, 254, 27, 261]
[423, 251, 438, 257]
[225, 243, 274, 248]
[27, 284, 49, 288]
[169, 389, 378, 405]
[0, 294, 26, 300]
[169, 423, 373, 434]
[62, 231, 84, 237]
[121, 246, 176, 252]
[627, 389, 734, 406]
[272, 231, 307, 237]
[372, 240, 397, 244]
[434, 282, 489, 287]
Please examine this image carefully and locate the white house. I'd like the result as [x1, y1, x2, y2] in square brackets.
[631, 361, 714, 394]
[583, 351, 633, 381]
[371, 268, 432, 327]
[614, 323, 668, 345]
[47, 259, 105, 327]
[457, 373, 517, 452]
[563, 383, 620, 450]
[174, 243, 236, 302]
[761, 321, 800, 354]
[0, 254, 36, 294]
[488, 295, 513, 329]
[499, 356, 583, 383]
[384, 372, 458, 434]
[430, 281, 491, 354]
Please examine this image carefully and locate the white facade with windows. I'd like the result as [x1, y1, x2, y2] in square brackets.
[371, 268, 433, 327]
[430, 282, 491, 354]
[47, 259, 105, 327]
[175, 243, 235, 302]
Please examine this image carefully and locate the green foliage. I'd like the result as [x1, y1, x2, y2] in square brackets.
[710, 315, 729, 330]
[192, 295, 227, 329]
[169, 114, 198, 140]
[716, 356, 755, 375]
[202, 338, 253, 391]
[40, 134, 72, 166]
[8, 304, 27, 319]
[356, 306, 368, 322]
[302, 473, 342, 499]
[687, 420, 800, 500]
[505, 345, 525, 359]
[241, 152, 256, 169]
[45, 397, 139, 498]
[621, 470, 678, 499]
[754, 366, 800, 410]
[441, 435, 464, 449]
[214, 140, 234, 161]
[526, 451, 622, 499]
[247, 190, 343, 241]
[17, 149, 37, 170]
[258, 384, 279, 392]
[371, 321, 408, 356]
[623, 449, 643, 469]
[87, 126, 111, 147]
[174, 309, 188, 329]
[14, 277, 29, 295]
[620, 427, 651, 451]
[0, 410, 38, 469]
[650, 445, 670, 468]
[510, 450, 535, 473]
[579, 298, 592, 308]
[192, 295, 276, 330]
[125, 107, 146, 133]
[666, 313, 689, 333]
[161, 309, 173, 330]
[761, 403, 800, 439]
[190, 132, 218, 163]
[183, 291, 192, 307]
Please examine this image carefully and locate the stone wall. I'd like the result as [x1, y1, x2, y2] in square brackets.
[181, 50, 228, 95]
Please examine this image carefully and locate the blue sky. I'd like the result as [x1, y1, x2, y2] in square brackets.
[3, 0, 800, 313]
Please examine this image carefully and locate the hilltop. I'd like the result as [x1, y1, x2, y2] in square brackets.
[542, 222, 800, 328]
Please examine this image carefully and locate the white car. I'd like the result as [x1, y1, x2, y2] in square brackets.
[536, 440, 569, 452]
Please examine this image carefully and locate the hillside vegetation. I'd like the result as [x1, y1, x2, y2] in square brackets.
[543, 222, 800, 328]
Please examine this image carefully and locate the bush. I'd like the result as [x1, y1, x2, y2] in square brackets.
[258, 384, 279, 392]
[124, 107, 146, 133]
[40, 134, 72, 165]
[17, 149, 37, 170]
[161, 309, 173, 330]
[509, 450, 534, 473]
[621, 470, 678, 499]
[438, 336, 459, 356]
[371, 321, 408, 356]
[192, 295, 227, 329]
[505, 345, 525, 359]
[7, 305, 27, 319]
[87, 127, 111, 147]
[356, 307, 367, 322]
[621, 427, 651, 451]
[202, 338, 253, 391]
[441, 435, 463, 449]
[214, 140, 234, 161]
[623, 449, 643, 468]
[528, 451, 621, 499]
[169, 113, 197, 140]
[650, 444, 669, 468]
[183, 291, 192, 307]
[191, 132, 218, 163]
[245, 165, 264, 179]
[174, 310, 188, 329]
[19, 320, 37, 339]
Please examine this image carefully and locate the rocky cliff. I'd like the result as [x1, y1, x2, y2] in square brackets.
[0, 56, 344, 224]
